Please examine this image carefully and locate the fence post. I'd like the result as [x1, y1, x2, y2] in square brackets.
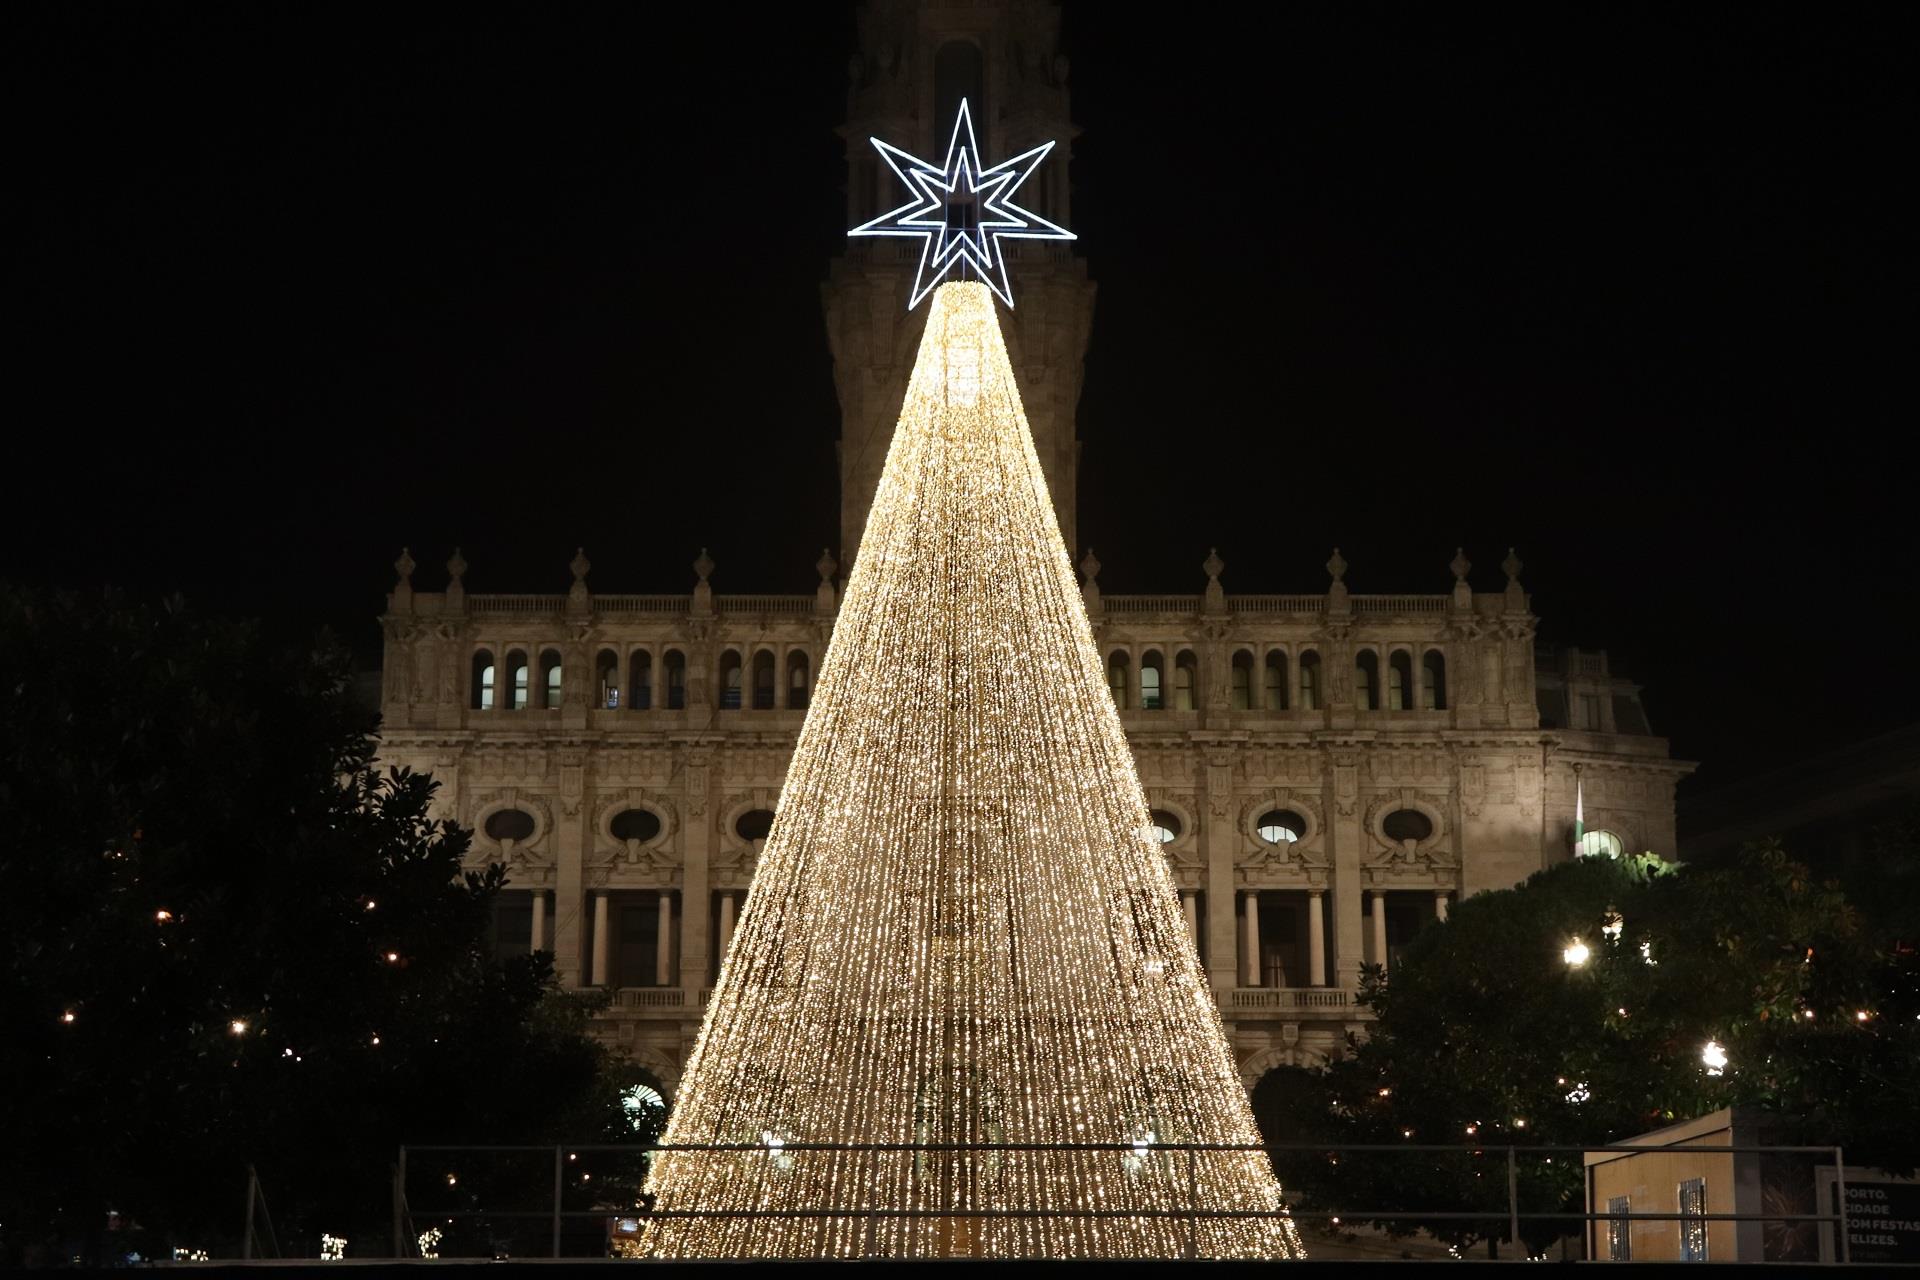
[1506, 1147, 1520, 1257]
[1835, 1146, 1850, 1265]
[391, 1160, 403, 1258]
[1186, 1147, 1198, 1259]
[552, 1145, 565, 1258]
[242, 1166, 257, 1261]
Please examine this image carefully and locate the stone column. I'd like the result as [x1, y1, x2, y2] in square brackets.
[592, 891, 611, 988]
[1181, 891, 1199, 956]
[1329, 750, 1366, 989]
[1370, 891, 1389, 975]
[678, 748, 715, 991]
[530, 890, 546, 953]
[554, 759, 587, 989]
[718, 891, 737, 967]
[1241, 891, 1262, 987]
[1308, 890, 1327, 987]
[655, 891, 673, 986]
[1434, 890, 1450, 922]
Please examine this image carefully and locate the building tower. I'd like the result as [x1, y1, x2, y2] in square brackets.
[823, 0, 1095, 568]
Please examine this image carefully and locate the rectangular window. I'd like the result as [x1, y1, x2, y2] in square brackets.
[1579, 693, 1602, 730]
[1607, 1195, 1631, 1261]
[1678, 1178, 1707, 1261]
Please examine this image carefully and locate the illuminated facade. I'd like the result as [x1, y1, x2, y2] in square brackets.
[372, 0, 1691, 1093]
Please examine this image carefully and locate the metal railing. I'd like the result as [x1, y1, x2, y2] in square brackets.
[393, 1139, 1852, 1262]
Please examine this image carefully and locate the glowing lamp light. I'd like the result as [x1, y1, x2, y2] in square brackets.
[1377, 1087, 1392, 1098]
[155, 909, 173, 922]
[385, 952, 399, 964]
[1856, 1010, 1872, 1023]
[1562, 939, 1591, 967]
[370, 1034, 381, 1046]
[1514, 1118, 1528, 1129]
[1701, 1040, 1729, 1075]
[60, 1010, 77, 1024]
[445, 1174, 457, 1187]
[1640, 940, 1657, 965]
[228, 1019, 248, 1036]
[1566, 1081, 1591, 1104]
[1465, 1124, 1478, 1136]
[1601, 912, 1624, 940]
[364, 900, 377, 911]
[1803, 1009, 1817, 1020]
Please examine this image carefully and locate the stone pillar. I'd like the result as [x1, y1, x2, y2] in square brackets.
[1181, 891, 1199, 955]
[591, 891, 611, 988]
[655, 891, 673, 986]
[1434, 890, 1450, 922]
[718, 891, 737, 968]
[1241, 891, 1262, 987]
[1308, 891, 1327, 987]
[678, 749, 715, 991]
[1370, 891, 1389, 975]
[530, 890, 546, 953]
[554, 765, 586, 989]
[1329, 750, 1366, 989]
[1203, 750, 1240, 994]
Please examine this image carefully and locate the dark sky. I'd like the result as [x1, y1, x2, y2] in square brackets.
[9, 4, 1915, 791]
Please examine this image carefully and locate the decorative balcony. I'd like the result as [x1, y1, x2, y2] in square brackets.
[1226, 987, 1354, 1012]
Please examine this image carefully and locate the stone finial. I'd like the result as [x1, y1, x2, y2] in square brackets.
[444, 547, 467, 613]
[814, 548, 839, 616]
[390, 548, 416, 613]
[567, 547, 592, 615]
[1503, 547, 1527, 612]
[1450, 547, 1473, 611]
[693, 547, 715, 583]
[1325, 547, 1350, 614]
[691, 547, 714, 617]
[570, 547, 591, 585]
[1202, 547, 1226, 615]
[1080, 548, 1103, 618]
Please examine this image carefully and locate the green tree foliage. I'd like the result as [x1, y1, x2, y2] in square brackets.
[1254, 845, 1918, 1256]
[0, 588, 642, 1264]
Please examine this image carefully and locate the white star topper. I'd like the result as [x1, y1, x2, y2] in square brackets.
[849, 99, 1075, 309]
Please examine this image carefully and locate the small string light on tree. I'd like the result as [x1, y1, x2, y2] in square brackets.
[639, 275, 1302, 1259]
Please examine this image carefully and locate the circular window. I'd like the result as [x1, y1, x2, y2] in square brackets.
[483, 809, 535, 842]
[1148, 809, 1182, 844]
[1382, 808, 1434, 843]
[610, 808, 662, 843]
[1256, 809, 1306, 844]
[735, 808, 776, 841]
[1576, 829, 1624, 859]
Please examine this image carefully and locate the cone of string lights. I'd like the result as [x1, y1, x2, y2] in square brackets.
[640, 281, 1303, 1260]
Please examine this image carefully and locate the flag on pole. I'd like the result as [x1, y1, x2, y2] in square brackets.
[1573, 770, 1585, 854]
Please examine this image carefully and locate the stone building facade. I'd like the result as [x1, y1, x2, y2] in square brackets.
[372, 0, 1693, 1094]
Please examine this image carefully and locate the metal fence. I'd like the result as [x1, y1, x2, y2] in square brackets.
[393, 1139, 1854, 1262]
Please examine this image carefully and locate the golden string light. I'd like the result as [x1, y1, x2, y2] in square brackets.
[641, 283, 1303, 1259]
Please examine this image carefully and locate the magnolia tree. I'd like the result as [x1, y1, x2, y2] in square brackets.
[0, 589, 647, 1264]
[1254, 843, 1919, 1257]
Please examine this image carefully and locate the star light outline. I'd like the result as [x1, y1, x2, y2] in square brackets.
[849, 98, 1075, 309]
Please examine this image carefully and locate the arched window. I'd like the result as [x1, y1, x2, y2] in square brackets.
[596, 649, 620, 709]
[539, 649, 563, 710]
[751, 650, 776, 710]
[507, 651, 530, 711]
[1107, 652, 1130, 709]
[1263, 650, 1288, 710]
[735, 808, 776, 842]
[1174, 650, 1198, 711]
[1388, 651, 1413, 711]
[717, 651, 743, 710]
[1148, 809, 1182, 844]
[1354, 651, 1379, 711]
[664, 650, 686, 710]
[630, 650, 653, 710]
[787, 651, 810, 710]
[1383, 808, 1434, 844]
[1141, 651, 1165, 710]
[1423, 650, 1447, 710]
[1230, 651, 1253, 710]
[1298, 651, 1321, 710]
[1256, 809, 1306, 845]
[471, 650, 496, 711]
[1576, 829, 1624, 859]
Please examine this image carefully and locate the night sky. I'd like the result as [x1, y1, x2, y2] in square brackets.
[10, 5, 1914, 794]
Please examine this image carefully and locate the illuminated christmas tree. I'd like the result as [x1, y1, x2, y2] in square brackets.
[639, 280, 1303, 1259]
